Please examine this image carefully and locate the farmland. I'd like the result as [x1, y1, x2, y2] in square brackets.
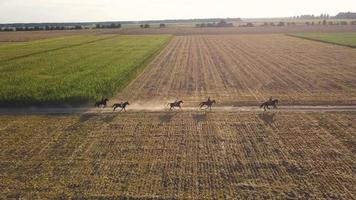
[117, 34, 356, 106]
[0, 35, 171, 106]
[0, 111, 355, 199]
[289, 32, 356, 47]
[0, 29, 119, 43]
[1, 27, 356, 199]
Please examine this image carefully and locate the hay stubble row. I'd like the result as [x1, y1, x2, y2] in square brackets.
[117, 34, 356, 107]
[0, 112, 355, 199]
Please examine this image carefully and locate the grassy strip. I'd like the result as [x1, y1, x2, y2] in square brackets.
[287, 32, 356, 48]
[0, 35, 172, 107]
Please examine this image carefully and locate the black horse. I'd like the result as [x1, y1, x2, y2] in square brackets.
[167, 100, 183, 110]
[112, 101, 130, 112]
[95, 98, 109, 108]
[260, 99, 279, 111]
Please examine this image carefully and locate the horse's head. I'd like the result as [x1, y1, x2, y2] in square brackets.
[211, 100, 216, 104]
[104, 98, 109, 102]
[179, 100, 184, 104]
[124, 101, 130, 105]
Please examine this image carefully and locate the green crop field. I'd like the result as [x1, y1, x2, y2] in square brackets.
[289, 32, 356, 48]
[0, 35, 171, 106]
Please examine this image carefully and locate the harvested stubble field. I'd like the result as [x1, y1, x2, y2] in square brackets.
[117, 34, 356, 106]
[0, 111, 355, 199]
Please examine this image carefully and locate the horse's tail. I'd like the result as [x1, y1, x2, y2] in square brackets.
[112, 104, 116, 108]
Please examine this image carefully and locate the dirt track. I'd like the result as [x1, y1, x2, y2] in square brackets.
[116, 34, 356, 106]
[1, 105, 356, 115]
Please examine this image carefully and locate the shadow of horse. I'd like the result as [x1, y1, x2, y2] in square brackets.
[258, 112, 276, 125]
[159, 112, 178, 123]
[192, 113, 207, 122]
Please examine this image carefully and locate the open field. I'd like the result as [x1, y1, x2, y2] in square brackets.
[0, 29, 120, 43]
[116, 34, 356, 106]
[1, 25, 356, 43]
[0, 111, 355, 199]
[113, 25, 356, 35]
[289, 32, 356, 48]
[0, 35, 171, 106]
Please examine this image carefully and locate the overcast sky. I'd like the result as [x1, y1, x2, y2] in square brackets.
[0, 0, 355, 23]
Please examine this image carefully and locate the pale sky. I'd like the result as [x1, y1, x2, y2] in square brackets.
[0, 0, 355, 23]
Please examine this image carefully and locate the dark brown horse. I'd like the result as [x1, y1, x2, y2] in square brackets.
[260, 99, 279, 111]
[112, 101, 130, 112]
[199, 99, 216, 110]
[95, 98, 109, 108]
[167, 100, 183, 110]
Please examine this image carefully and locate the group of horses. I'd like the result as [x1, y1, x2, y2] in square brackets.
[95, 97, 279, 112]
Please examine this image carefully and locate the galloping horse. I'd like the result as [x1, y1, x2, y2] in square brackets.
[199, 99, 216, 110]
[112, 101, 130, 112]
[95, 98, 109, 108]
[167, 100, 183, 110]
[260, 99, 279, 111]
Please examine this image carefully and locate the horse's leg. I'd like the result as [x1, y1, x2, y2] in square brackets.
[113, 106, 116, 111]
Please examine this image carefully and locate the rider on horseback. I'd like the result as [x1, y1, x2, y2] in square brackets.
[268, 96, 273, 104]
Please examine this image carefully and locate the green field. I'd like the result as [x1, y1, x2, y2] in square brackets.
[289, 32, 356, 47]
[0, 35, 171, 106]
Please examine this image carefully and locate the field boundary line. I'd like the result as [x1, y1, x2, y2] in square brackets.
[1, 105, 356, 115]
[111, 35, 174, 96]
[0, 35, 119, 64]
[286, 33, 356, 48]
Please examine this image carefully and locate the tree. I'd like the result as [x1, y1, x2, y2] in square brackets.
[74, 25, 82, 29]
[246, 22, 254, 27]
[277, 22, 285, 26]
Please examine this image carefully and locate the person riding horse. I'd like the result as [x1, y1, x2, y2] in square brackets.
[260, 97, 279, 111]
[199, 97, 216, 110]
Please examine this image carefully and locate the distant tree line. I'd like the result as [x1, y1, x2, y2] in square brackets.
[291, 12, 356, 20]
[335, 12, 356, 19]
[196, 20, 234, 28]
[95, 23, 121, 29]
[291, 14, 331, 20]
[140, 24, 150, 28]
[0, 25, 88, 32]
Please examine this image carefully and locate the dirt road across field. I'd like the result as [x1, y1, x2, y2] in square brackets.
[1, 105, 356, 115]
